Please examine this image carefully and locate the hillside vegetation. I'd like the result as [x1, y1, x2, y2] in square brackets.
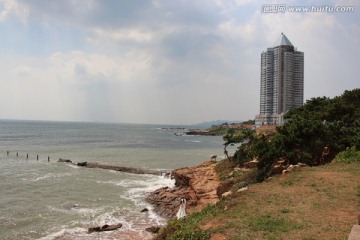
[229, 88, 360, 180]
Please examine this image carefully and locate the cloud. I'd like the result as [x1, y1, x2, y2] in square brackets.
[0, 0, 359, 124]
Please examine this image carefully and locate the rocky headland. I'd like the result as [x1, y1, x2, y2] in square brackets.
[146, 161, 226, 219]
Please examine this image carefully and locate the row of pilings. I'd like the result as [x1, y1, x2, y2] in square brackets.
[6, 151, 52, 162]
[4, 150, 171, 177]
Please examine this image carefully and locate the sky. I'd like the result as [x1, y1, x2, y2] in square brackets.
[0, 0, 359, 125]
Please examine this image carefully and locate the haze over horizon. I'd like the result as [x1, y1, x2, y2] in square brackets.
[0, 0, 359, 125]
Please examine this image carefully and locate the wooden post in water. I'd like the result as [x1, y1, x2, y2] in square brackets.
[16, 152, 18, 157]
[48, 156, 50, 162]
[26, 154, 28, 159]
[7, 151, 9, 156]
[37, 155, 39, 161]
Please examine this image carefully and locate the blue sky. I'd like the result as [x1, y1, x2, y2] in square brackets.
[0, 0, 359, 124]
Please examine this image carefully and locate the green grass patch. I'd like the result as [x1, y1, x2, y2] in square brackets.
[155, 204, 221, 240]
[167, 228, 210, 240]
[247, 213, 304, 233]
[280, 208, 290, 214]
[281, 179, 296, 186]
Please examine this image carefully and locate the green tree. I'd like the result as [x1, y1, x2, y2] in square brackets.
[223, 128, 255, 161]
[231, 88, 360, 181]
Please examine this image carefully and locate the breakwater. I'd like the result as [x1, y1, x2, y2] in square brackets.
[58, 159, 171, 176]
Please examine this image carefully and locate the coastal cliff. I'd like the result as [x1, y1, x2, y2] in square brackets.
[146, 161, 221, 219]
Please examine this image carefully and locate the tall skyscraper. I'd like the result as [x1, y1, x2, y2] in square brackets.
[255, 33, 304, 126]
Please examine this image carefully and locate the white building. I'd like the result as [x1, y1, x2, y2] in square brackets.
[256, 33, 304, 127]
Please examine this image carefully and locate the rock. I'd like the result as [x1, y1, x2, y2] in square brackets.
[141, 208, 149, 212]
[222, 191, 232, 197]
[237, 186, 248, 192]
[272, 159, 288, 174]
[88, 223, 122, 233]
[77, 161, 87, 166]
[244, 159, 258, 169]
[273, 164, 287, 174]
[282, 169, 290, 174]
[145, 226, 161, 234]
[146, 161, 221, 219]
[216, 180, 234, 198]
[58, 158, 72, 163]
[265, 177, 273, 182]
[185, 130, 215, 136]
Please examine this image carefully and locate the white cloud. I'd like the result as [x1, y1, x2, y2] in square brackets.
[0, 0, 358, 124]
[0, 0, 28, 22]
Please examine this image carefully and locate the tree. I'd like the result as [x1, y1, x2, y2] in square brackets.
[230, 88, 360, 181]
[223, 128, 255, 161]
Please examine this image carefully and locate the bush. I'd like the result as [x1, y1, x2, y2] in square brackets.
[335, 146, 360, 163]
[168, 229, 210, 240]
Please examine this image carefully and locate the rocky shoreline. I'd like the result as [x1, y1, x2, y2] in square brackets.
[57, 158, 224, 238]
[146, 160, 225, 219]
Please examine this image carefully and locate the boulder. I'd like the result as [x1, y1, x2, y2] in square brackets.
[272, 159, 289, 175]
[88, 223, 122, 233]
[221, 191, 232, 197]
[145, 226, 161, 234]
[237, 186, 249, 192]
[244, 159, 258, 169]
[216, 180, 234, 198]
[58, 158, 72, 163]
[140, 208, 149, 212]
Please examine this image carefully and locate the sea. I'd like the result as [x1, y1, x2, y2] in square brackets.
[0, 120, 232, 240]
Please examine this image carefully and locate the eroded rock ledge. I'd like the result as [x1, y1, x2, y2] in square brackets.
[146, 161, 222, 219]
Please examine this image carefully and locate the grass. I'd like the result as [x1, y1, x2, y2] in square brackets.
[247, 213, 305, 233]
[154, 205, 220, 240]
[155, 160, 360, 240]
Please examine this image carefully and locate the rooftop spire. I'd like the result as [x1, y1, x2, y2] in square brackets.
[274, 33, 294, 47]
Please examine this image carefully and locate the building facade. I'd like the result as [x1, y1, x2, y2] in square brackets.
[256, 33, 304, 127]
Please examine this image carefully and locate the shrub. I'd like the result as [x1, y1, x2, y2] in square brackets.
[335, 146, 360, 163]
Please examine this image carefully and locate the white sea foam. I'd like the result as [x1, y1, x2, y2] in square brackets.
[39, 227, 87, 240]
[22, 172, 73, 182]
[121, 175, 174, 226]
[185, 139, 203, 143]
[48, 204, 102, 217]
[65, 163, 80, 169]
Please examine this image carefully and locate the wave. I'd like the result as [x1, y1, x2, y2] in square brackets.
[39, 227, 87, 240]
[22, 172, 73, 182]
[185, 139, 203, 143]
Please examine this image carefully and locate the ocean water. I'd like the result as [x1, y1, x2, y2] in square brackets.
[0, 120, 227, 240]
